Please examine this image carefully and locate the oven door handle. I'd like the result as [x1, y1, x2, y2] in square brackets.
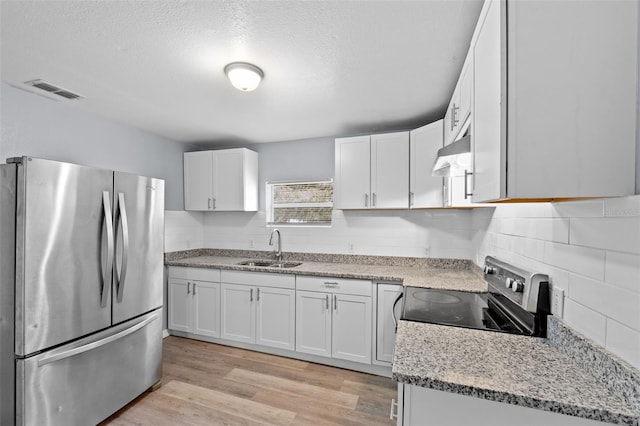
[392, 292, 404, 333]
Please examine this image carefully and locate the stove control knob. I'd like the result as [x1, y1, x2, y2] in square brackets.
[484, 265, 496, 275]
[505, 277, 514, 289]
[511, 280, 524, 292]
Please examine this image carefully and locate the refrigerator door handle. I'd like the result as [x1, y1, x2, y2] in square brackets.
[101, 191, 114, 308]
[37, 314, 157, 367]
[115, 192, 130, 303]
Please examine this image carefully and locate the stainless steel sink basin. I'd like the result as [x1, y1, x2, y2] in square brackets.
[268, 262, 302, 268]
[237, 260, 274, 267]
[236, 260, 302, 268]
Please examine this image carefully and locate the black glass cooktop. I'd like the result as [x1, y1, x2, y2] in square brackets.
[400, 287, 536, 335]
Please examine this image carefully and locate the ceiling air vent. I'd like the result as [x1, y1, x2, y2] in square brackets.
[23, 79, 84, 100]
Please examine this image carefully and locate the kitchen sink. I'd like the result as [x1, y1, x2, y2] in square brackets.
[236, 260, 302, 268]
[237, 260, 274, 267]
[268, 262, 302, 268]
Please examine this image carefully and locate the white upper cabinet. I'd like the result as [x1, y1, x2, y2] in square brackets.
[335, 131, 409, 210]
[444, 59, 473, 146]
[183, 152, 212, 211]
[471, 0, 638, 202]
[371, 132, 409, 209]
[334, 136, 371, 209]
[409, 121, 443, 208]
[458, 61, 472, 129]
[184, 148, 258, 211]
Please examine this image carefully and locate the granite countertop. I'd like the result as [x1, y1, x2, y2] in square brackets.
[164, 249, 488, 292]
[393, 320, 640, 425]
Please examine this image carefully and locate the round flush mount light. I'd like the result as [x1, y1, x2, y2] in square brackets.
[224, 62, 264, 92]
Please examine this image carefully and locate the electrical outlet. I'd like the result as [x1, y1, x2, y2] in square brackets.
[551, 287, 564, 318]
[249, 239, 255, 248]
[348, 243, 355, 253]
[424, 247, 430, 257]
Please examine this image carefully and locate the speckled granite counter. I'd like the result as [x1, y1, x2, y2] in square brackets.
[164, 249, 488, 292]
[393, 319, 640, 425]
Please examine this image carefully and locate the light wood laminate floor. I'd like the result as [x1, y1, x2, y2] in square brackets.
[101, 336, 397, 425]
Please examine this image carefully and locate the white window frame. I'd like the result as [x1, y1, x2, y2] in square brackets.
[266, 179, 333, 227]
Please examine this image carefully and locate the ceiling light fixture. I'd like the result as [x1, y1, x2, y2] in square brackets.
[224, 62, 264, 92]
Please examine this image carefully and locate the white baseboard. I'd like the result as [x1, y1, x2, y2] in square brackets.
[162, 329, 170, 338]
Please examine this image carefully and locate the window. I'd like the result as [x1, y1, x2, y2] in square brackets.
[266, 180, 333, 226]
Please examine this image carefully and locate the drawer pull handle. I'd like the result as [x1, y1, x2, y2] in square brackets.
[324, 282, 339, 287]
[390, 398, 398, 420]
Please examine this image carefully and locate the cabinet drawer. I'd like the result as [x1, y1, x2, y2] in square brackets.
[221, 270, 296, 289]
[168, 267, 221, 282]
[296, 276, 372, 296]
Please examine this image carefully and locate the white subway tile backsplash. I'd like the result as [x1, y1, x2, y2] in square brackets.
[164, 210, 204, 251]
[544, 242, 605, 280]
[550, 199, 604, 218]
[491, 202, 550, 219]
[568, 274, 640, 331]
[499, 218, 569, 243]
[570, 217, 640, 254]
[562, 299, 607, 346]
[605, 319, 640, 369]
[605, 252, 640, 294]
[603, 195, 640, 217]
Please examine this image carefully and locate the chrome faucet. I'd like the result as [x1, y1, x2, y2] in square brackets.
[269, 228, 282, 261]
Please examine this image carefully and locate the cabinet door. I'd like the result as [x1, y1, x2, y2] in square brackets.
[296, 290, 332, 357]
[448, 175, 472, 207]
[458, 61, 472, 127]
[213, 149, 244, 211]
[472, 0, 504, 202]
[409, 121, 443, 208]
[192, 281, 221, 338]
[221, 283, 255, 344]
[371, 132, 409, 209]
[443, 99, 455, 147]
[402, 385, 610, 426]
[184, 151, 213, 211]
[256, 287, 295, 351]
[332, 294, 372, 364]
[168, 278, 190, 332]
[376, 284, 402, 364]
[335, 136, 371, 209]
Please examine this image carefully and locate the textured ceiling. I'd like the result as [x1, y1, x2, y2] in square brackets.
[0, 0, 483, 146]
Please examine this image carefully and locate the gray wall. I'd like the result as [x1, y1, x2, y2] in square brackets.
[0, 83, 191, 209]
[247, 137, 335, 211]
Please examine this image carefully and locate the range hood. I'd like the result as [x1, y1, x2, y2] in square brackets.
[431, 135, 471, 177]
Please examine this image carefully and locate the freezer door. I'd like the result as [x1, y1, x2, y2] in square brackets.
[16, 158, 113, 356]
[16, 309, 162, 426]
[112, 172, 164, 324]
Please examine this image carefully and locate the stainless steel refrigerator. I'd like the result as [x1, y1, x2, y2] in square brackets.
[0, 157, 165, 425]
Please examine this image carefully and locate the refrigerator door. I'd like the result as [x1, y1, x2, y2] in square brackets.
[16, 158, 113, 356]
[112, 172, 164, 324]
[0, 164, 17, 425]
[16, 309, 162, 426]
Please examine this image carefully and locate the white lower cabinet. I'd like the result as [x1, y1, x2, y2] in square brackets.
[220, 271, 296, 351]
[220, 283, 255, 344]
[295, 291, 332, 357]
[331, 293, 372, 363]
[168, 267, 221, 338]
[396, 384, 609, 426]
[255, 286, 296, 350]
[376, 284, 403, 364]
[296, 276, 372, 364]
